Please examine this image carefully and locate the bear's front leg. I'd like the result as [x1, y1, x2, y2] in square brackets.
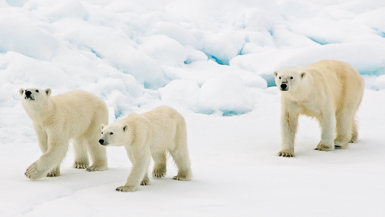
[25, 160, 60, 179]
[315, 112, 336, 151]
[25, 160, 46, 180]
[278, 110, 299, 157]
[117, 148, 151, 192]
[25, 139, 68, 180]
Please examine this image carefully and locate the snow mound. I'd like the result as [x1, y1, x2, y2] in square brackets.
[199, 72, 255, 116]
[0, 10, 58, 60]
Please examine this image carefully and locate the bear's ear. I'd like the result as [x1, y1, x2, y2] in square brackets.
[45, 88, 52, 96]
[274, 71, 278, 77]
[301, 72, 306, 79]
[19, 88, 24, 96]
[123, 125, 128, 132]
[100, 124, 105, 130]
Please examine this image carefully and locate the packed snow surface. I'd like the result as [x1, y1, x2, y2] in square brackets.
[0, 0, 385, 216]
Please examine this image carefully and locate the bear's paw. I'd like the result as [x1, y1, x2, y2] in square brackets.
[73, 162, 89, 169]
[116, 185, 137, 192]
[315, 143, 333, 151]
[173, 175, 191, 181]
[47, 168, 60, 177]
[140, 179, 149, 186]
[86, 164, 108, 172]
[277, 151, 295, 157]
[25, 162, 46, 180]
[334, 140, 349, 149]
[152, 167, 167, 178]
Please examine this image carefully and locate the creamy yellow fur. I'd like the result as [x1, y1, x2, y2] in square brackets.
[99, 106, 192, 192]
[20, 88, 108, 180]
[274, 60, 364, 157]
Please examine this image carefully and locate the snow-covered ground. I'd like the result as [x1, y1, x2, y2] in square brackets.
[1, 0, 385, 216]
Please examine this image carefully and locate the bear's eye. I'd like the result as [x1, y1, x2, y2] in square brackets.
[35, 90, 39, 93]
[278, 76, 281, 79]
[109, 132, 113, 135]
[290, 76, 294, 80]
[101, 132, 103, 134]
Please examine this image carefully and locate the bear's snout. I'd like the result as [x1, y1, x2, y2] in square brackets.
[280, 84, 288, 91]
[99, 138, 105, 145]
[24, 90, 35, 100]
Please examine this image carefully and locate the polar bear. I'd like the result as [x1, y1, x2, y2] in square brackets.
[20, 88, 108, 180]
[274, 60, 364, 157]
[99, 106, 192, 192]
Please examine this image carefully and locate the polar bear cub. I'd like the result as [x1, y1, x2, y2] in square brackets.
[20, 88, 108, 180]
[274, 60, 364, 157]
[99, 106, 192, 192]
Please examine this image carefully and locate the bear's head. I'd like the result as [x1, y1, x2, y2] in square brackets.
[274, 70, 306, 92]
[99, 123, 132, 147]
[19, 88, 52, 103]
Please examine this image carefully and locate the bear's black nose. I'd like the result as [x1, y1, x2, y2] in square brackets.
[99, 139, 104, 145]
[280, 84, 287, 90]
[25, 90, 32, 96]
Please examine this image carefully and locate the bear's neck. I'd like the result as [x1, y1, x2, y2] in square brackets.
[24, 100, 55, 125]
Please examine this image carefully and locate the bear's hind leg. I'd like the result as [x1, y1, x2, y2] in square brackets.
[82, 122, 108, 171]
[334, 109, 353, 149]
[84, 116, 108, 171]
[170, 145, 192, 181]
[170, 121, 192, 181]
[350, 119, 358, 143]
[85, 135, 108, 171]
[171, 154, 192, 181]
[152, 152, 167, 178]
[73, 138, 89, 169]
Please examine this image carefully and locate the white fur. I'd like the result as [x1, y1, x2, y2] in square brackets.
[20, 88, 108, 180]
[99, 106, 192, 192]
[274, 60, 364, 157]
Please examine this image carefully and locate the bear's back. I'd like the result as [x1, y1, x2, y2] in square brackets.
[309, 60, 362, 82]
[50, 90, 107, 124]
[143, 106, 184, 126]
[52, 90, 106, 110]
[307, 60, 364, 109]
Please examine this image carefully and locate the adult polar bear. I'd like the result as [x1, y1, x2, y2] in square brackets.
[99, 106, 192, 192]
[274, 60, 364, 157]
[20, 88, 108, 180]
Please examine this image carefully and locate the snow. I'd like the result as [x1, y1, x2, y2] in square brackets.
[1, 0, 385, 216]
[199, 72, 255, 115]
[0, 11, 58, 60]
